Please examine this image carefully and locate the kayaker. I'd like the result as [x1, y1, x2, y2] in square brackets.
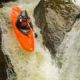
[16, 10, 33, 34]
[11, 6, 35, 51]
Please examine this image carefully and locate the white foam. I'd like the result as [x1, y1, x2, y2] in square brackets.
[0, 0, 60, 80]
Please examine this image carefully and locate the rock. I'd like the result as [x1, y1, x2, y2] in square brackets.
[0, 28, 7, 80]
[34, 0, 80, 55]
[0, 20, 16, 80]
[5, 55, 17, 80]
[3, 0, 16, 2]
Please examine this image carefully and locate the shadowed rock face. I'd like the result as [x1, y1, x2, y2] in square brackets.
[34, 0, 80, 55]
[5, 55, 17, 80]
[0, 23, 16, 80]
[0, 28, 7, 80]
[3, 0, 16, 2]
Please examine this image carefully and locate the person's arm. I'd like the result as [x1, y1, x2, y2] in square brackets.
[27, 18, 33, 29]
[29, 22, 33, 29]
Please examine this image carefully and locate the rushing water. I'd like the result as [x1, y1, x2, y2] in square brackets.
[72, 0, 80, 7]
[56, 19, 80, 80]
[1, 0, 80, 80]
[57, 1, 80, 80]
[0, 0, 59, 80]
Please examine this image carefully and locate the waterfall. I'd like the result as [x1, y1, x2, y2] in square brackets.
[72, 0, 80, 7]
[56, 19, 80, 80]
[0, 0, 59, 80]
[56, 1, 80, 80]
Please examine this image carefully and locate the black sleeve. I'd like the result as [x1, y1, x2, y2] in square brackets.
[16, 20, 21, 28]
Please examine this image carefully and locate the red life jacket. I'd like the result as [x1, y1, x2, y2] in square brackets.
[21, 19, 31, 28]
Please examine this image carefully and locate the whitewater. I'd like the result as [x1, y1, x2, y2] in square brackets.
[1, 0, 80, 80]
[56, 0, 80, 80]
[0, 0, 59, 80]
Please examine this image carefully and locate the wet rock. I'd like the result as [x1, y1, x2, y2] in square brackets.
[0, 28, 7, 80]
[0, 4, 3, 8]
[34, 0, 80, 55]
[5, 55, 17, 80]
[3, 0, 16, 2]
[0, 25, 16, 80]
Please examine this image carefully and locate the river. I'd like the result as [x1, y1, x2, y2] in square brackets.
[1, 0, 80, 80]
[0, 0, 59, 80]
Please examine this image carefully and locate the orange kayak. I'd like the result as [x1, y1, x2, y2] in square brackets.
[11, 6, 35, 52]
